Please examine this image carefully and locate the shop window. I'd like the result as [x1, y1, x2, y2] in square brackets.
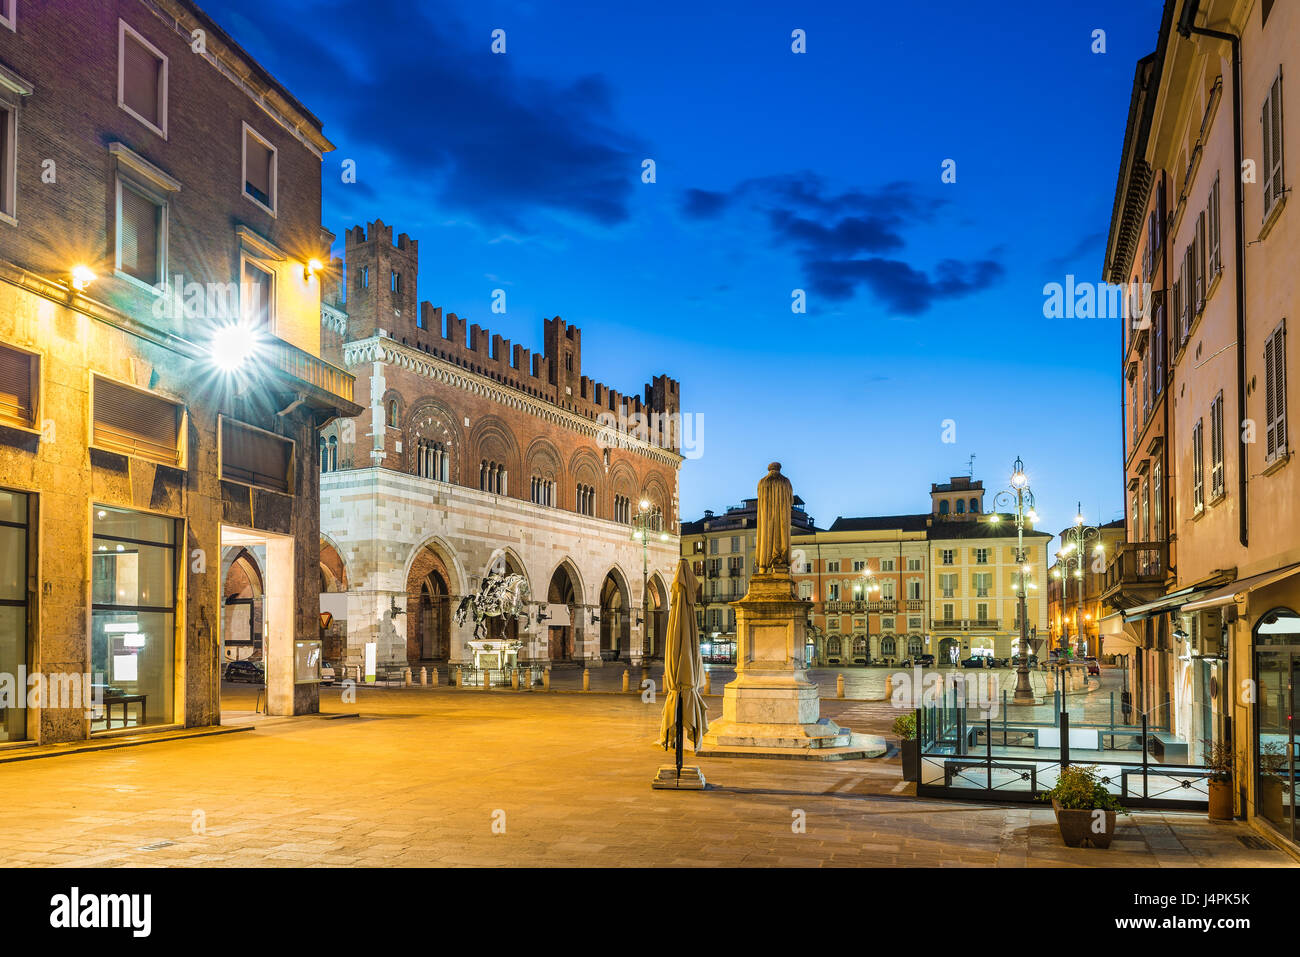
[91, 505, 177, 732]
[0, 488, 28, 741]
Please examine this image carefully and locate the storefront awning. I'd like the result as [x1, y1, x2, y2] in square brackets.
[1180, 563, 1300, 613]
[1122, 586, 1211, 622]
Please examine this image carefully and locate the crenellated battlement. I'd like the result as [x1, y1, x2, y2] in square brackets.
[327, 219, 681, 430]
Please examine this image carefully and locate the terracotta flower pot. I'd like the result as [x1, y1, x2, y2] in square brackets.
[1208, 779, 1234, 821]
[1052, 799, 1116, 848]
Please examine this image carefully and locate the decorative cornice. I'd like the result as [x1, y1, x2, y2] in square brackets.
[341, 335, 684, 469]
[321, 303, 347, 335]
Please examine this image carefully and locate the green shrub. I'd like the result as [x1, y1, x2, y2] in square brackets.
[892, 713, 916, 740]
[1043, 764, 1125, 813]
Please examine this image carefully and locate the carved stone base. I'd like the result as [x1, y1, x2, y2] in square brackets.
[651, 765, 707, 789]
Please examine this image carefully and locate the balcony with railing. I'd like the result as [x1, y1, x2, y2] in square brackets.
[931, 619, 1000, 632]
[266, 336, 355, 406]
[1101, 541, 1168, 604]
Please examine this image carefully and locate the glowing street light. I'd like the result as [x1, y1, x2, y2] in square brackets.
[986, 455, 1037, 705]
[71, 266, 96, 291]
[210, 322, 259, 372]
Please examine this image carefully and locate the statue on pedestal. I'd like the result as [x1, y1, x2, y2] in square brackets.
[755, 462, 792, 575]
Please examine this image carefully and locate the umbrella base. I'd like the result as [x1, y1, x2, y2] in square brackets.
[651, 765, 707, 789]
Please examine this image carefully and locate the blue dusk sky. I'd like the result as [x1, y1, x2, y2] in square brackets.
[203, 0, 1164, 540]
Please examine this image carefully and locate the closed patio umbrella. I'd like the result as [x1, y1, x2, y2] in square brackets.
[654, 558, 708, 788]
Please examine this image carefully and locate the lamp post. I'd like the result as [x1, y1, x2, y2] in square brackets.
[986, 456, 1039, 705]
[1055, 502, 1102, 659]
[858, 568, 880, 661]
[632, 498, 669, 677]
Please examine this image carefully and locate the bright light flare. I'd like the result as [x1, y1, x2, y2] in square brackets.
[211, 323, 259, 372]
[71, 266, 96, 291]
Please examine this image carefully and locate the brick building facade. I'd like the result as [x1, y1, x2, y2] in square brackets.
[0, 0, 356, 744]
[317, 221, 682, 672]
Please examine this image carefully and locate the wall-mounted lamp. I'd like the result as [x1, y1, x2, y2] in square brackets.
[71, 266, 96, 291]
[304, 258, 324, 282]
[536, 608, 551, 624]
[590, 612, 601, 624]
[389, 596, 406, 618]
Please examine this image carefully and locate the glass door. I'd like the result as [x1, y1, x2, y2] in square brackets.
[1254, 609, 1300, 843]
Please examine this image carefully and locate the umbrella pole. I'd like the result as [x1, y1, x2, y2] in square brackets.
[675, 696, 684, 780]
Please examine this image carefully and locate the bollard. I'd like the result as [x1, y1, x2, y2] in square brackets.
[403, 667, 412, 688]
[703, 670, 712, 695]
[884, 675, 894, 701]
[432, 667, 439, 687]
[456, 666, 463, 688]
[543, 667, 551, 691]
[419, 666, 427, 687]
[582, 668, 590, 692]
[511, 667, 519, 691]
[836, 673, 845, 699]
[622, 669, 630, 693]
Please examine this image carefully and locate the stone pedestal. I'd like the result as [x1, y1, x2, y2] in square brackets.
[699, 573, 884, 760]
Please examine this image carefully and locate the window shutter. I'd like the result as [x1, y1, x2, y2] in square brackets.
[120, 184, 159, 283]
[1275, 323, 1288, 457]
[244, 132, 273, 205]
[1266, 331, 1279, 458]
[0, 343, 33, 426]
[1195, 211, 1206, 309]
[93, 376, 181, 465]
[123, 35, 160, 126]
[222, 419, 291, 493]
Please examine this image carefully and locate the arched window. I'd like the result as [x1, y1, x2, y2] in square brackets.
[939, 500, 950, 515]
[387, 399, 399, 428]
[956, 499, 966, 514]
[908, 636, 922, 656]
[328, 435, 337, 472]
[319, 437, 328, 472]
[881, 636, 897, 657]
[970, 497, 979, 513]
[826, 636, 842, 657]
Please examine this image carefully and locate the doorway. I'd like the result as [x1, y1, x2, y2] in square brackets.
[1254, 607, 1300, 843]
[220, 525, 301, 719]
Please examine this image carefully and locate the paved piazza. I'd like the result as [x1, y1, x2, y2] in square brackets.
[0, 676, 1288, 869]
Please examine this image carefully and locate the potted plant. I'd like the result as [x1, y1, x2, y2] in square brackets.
[1205, 739, 1235, 821]
[893, 713, 918, 782]
[1041, 764, 1125, 848]
[1257, 741, 1289, 824]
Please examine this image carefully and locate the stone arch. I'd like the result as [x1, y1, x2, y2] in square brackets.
[222, 547, 264, 663]
[608, 460, 638, 523]
[569, 447, 603, 516]
[402, 535, 467, 599]
[525, 436, 563, 505]
[640, 473, 672, 531]
[404, 396, 462, 481]
[483, 546, 531, 594]
[598, 565, 632, 660]
[405, 539, 461, 662]
[470, 415, 521, 495]
[545, 559, 584, 662]
[645, 571, 669, 660]
[319, 534, 349, 592]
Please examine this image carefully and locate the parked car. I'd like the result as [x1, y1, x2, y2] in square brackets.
[224, 659, 264, 683]
[914, 654, 936, 667]
[1010, 654, 1039, 668]
[1084, 657, 1101, 676]
[320, 660, 337, 685]
[960, 655, 991, 668]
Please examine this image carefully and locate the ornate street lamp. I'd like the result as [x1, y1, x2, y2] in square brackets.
[1054, 502, 1103, 659]
[986, 456, 1039, 705]
[632, 497, 669, 674]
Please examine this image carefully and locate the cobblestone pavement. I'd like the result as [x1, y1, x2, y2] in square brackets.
[0, 686, 1287, 868]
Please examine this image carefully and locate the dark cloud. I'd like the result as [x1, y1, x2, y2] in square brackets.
[677, 172, 1000, 313]
[681, 188, 731, 219]
[208, 0, 641, 231]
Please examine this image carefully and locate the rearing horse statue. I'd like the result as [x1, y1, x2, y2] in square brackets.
[454, 573, 531, 641]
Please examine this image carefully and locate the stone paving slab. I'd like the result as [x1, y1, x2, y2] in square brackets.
[0, 687, 1288, 868]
